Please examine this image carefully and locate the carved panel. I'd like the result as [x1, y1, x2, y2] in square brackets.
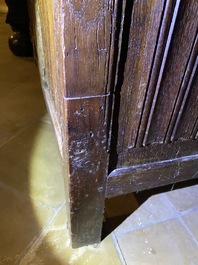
[112, 0, 198, 167]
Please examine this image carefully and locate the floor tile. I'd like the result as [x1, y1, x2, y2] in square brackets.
[116, 219, 198, 265]
[115, 193, 176, 235]
[0, 121, 65, 207]
[166, 185, 198, 212]
[0, 184, 54, 265]
[182, 211, 198, 242]
[0, 79, 46, 147]
[0, 57, 40, 83]
[20, 207, 122, 265]
[0, 12, 45, 146]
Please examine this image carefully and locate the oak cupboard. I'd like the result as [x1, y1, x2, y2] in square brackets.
[29, 0, 198, 247]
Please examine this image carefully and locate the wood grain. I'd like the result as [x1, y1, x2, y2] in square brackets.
[145, 0, 198, 145]
[31, 0, 114, 247]
[172, 57, 198, 141]
[164, 34, 198, 142]
[64, 96, 110, 247]
[30, 0, 198, 248]
[106, 154, 198, 198]
[136, 0, 178, 147]
[117, 139, 198, 167]
[116, 0, 165, 153]
[63, 0, 113, 98]
[114, 0, 198, 168]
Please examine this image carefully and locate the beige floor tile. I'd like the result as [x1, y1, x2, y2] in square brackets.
[166, 185, 198, 212]
[0, 79, 46, 147]
[0, 122, 65, 207]
[0, 57, 40, 83]
[115, 193, 176, 235]
[182, 211, 198, 241]
[116, 219, 198, 265]
[0, 184, 54, 265]
[20, 207, 122, 265]
[0, 13, 45, 146]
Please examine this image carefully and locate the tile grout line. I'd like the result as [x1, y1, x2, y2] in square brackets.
[16, 201, 66, 265]
[180, 207, 198, 216]
[163, 193, 198, 247]
[0, 125, 31, 149]
[0, 180, 65, 211]
[177, 215, 198, 247]
[114, 190, 198, 237]
[113, 193, 178, 235]
[0, 119, 47, 149]
[114, 215, 178, 236]
[0, 181, 34, 201]
[111, 232, 127, 265]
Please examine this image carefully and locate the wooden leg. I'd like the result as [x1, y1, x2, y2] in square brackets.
[63, 96, 109, 248]
[29, 0, 115, 248]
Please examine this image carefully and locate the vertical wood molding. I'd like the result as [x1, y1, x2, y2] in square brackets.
[145, 0, 198, 145]
[170, 50, 198, 141]
[113, 0, 198, 167]
[138, 0, 179, 146]
[117, 0, 165, 152]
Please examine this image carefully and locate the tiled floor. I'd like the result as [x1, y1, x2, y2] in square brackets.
[114, 187, 198, 265]
[1, 6, 198, 265]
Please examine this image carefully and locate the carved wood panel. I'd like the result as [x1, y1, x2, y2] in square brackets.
[111, 0, 198, 168]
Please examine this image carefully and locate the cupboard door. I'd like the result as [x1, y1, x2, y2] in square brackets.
[107, 0, 198, 197]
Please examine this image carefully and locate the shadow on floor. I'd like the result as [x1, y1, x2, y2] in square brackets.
[0, 11, 63, 264]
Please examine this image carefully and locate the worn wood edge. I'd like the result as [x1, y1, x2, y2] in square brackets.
[33, 1, 63, 157]
[64, 95, 110, 248]
[42, 86, 63, 157]
[117, 139, 198, 167]
[143, 0, 182, 146]
[106, 154, 198, 198]
[136, 0, 175, 147]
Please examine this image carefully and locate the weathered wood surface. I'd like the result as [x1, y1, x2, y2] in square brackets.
[106, 154, 198, 198]
[113, 139, 198, 167]
[116, 0, 166, 151]
[64, 96, 110, 247]
[110, 0, 198, 167]
[31, 0, 116, 248]
[63, 0, 113, 98]
[30, 0, 198, 248]
[145, 0, 198, 145]
[62, 0, 117, 247]
[29, 0, 66, 154]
